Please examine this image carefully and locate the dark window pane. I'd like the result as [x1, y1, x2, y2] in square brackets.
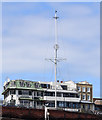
[61, 85, 67, 90]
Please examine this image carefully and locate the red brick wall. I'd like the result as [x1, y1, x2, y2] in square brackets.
[1, 106, 100, 119]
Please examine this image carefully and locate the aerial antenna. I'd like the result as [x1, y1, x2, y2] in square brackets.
[45, 10, 66, 109]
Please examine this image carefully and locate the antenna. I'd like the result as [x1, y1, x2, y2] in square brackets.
[45, 11, 66, 109]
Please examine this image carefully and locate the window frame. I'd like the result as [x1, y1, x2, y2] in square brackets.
[87, 87, 90, 92]
[82, 94, 86, 100]
[87, 94, 90, 100]
[82, 87, 86, 92]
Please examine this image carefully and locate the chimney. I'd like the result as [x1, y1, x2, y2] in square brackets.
[57, 80, 59, 82]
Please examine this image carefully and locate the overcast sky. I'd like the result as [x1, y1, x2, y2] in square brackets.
[1, 2, 100, 98]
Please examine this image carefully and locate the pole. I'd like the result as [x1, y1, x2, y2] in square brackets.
[55, 45, 57, 109]
[45, 106, 47, 120]
[54, 11, 59, 109]
[45, 11, 66, 109]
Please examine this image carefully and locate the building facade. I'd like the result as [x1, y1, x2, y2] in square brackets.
[2, 79, 81, 112]
[93, 98, 102, 114]
[2, 79, 95, 112]
[76, 81, 93, 112]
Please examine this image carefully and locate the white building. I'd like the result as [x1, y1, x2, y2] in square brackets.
[2, 79, 81, 111]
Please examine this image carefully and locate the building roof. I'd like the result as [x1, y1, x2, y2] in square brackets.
[93, 98, 102, 105]
[76, 81, 92, 85]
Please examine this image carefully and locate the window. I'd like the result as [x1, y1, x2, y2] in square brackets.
[37, 101, 42, 106]
[57, 92, 61, 97]
[18, 90, 22, 95]
[61, 85, 67, 90]
[76, 103, 79, 109]
[70, 93, 76, 97]
[73, 103, 76, 108]
[83, 104, 85, 109]
[41, 84, 50, 89]
[49, 102, 55, 107]
[87, 94, 90, 100]
[78, 94, 81, 98]
[10, 81, 16, 87]
[87, 87, 90, 92]
[18, 90, 32, 95]
[20, 100, 23, 104]
[68, 103, 71, 108]
[82, 94, 86, 100]
[22, 90, 29, 95]
[78, 86, 81, 91]
[10, 90, 15, 94]
[63, 93, 69, 97]
[45, 92, 55, 96]
[58, 101, 64, 107]
[4, 91, 9, 99]
[25, 82, 31, 87]
[19, 81, 25, 87]
[20, 100, 30, 107]
[35, 83, 40, 88]
[29, 91, 32, 95]
[11, 95, 13, 100]
[82, 87, 86, 92]
[88, 104, 90, 109]
[37, 92, 43, 96]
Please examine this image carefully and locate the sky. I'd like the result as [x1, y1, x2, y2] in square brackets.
[0, 2, 100, 99]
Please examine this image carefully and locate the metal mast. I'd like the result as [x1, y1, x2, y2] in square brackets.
[45, 11, 66, 109]
[53, 10, 59, 109]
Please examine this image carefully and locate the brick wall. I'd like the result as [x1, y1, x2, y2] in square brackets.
[1, 106, 101, 120]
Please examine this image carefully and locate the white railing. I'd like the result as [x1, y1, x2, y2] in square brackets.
[43, 96, 80, 102]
